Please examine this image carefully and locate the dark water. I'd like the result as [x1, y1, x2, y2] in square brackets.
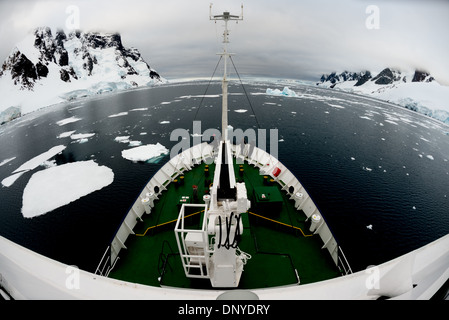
[1, 81, 448, 273]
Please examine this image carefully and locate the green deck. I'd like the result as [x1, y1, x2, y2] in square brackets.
[108, 158, 341, 289]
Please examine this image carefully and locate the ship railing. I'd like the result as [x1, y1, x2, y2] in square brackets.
[95, 246, 113, 277]
[337, 246, 353, 275]
[94, 142, 215, 277]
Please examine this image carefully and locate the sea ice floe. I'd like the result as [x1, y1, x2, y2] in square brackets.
[327, 104, 345, 109]
[121, 143, 169, 162]
[21, 160, 114, 218]
[1, 171, 26, 188]
[12, 145, 66, 174]
[56, 116, 82, 126]
[57, 131, 76, 138]
[71, 133, 95, 140]
[0, 157, 16, 167]
[108, 112, 128, 118]
[114, 136, 130, 143]
[128, 140, 142, 147]
[179, 94, 220, 99]
[1, 145, 66, 187]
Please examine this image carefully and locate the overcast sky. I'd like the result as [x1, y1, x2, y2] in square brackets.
[1, 0, 448, 84]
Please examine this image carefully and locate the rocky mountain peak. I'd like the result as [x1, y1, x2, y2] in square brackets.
[318, 67, 435, 88]
[0, 27, 162, 91]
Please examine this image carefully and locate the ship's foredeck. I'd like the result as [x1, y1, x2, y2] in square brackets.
[107, 157, 341, 289]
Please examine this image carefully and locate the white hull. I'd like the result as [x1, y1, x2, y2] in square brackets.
[1, 232, 448, 299]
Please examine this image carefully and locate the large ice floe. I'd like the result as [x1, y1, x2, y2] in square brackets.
[21, 160, 114, 218]
[121, 143, 169, 163]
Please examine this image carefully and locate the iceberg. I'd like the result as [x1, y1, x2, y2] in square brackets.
[21, 160, 114, 218]
[266, 86, 299, 97]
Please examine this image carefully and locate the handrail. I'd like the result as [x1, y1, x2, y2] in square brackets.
[338, 246, 353, 275]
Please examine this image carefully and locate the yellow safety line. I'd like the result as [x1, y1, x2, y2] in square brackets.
[135, 210, 204, 237]
[135, 210, 312, 238]
[248, 211, 314, 237]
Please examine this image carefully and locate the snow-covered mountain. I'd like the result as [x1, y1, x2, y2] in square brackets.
[0, 27, 166, 124]
[317, 68, 449, 125]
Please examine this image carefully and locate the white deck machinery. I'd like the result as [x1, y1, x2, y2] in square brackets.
[174, 5, 252, 288]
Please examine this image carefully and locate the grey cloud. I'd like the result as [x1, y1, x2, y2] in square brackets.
[1, 0, 448, 84]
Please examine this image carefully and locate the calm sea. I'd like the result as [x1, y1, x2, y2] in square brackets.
[1, 81, 448, 273]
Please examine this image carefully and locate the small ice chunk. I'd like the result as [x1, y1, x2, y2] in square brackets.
[350, 157, 355, 161]
[128, 140, 142, 147]
[366, 224, 373, 230]
[0, 157, 16, 167]
[56, 117, 82, 126]
[234, 109, 248, 113]
[159, 120, 170, 124]
[70, 133, 95, 140]
[426, 155, 434, 160]
[114, 136, 130, 143]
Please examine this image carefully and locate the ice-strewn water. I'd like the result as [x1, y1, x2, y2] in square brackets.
[0, 81, 448, 273]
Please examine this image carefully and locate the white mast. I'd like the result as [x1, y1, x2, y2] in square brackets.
[210, 4, 243, 141]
